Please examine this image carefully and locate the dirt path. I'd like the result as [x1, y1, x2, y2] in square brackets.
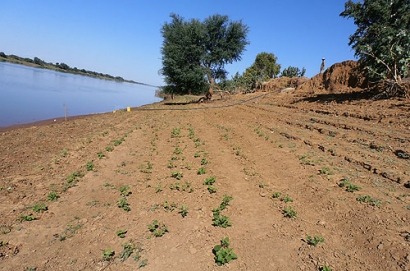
[1, 91, 409, 271]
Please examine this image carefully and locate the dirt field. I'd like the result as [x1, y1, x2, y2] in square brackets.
[1, 88, 409, 270]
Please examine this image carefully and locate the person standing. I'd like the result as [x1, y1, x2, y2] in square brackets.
[320, 58, 325, 73]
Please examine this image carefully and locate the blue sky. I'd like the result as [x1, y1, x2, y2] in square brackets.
[1, 0, 356, 86]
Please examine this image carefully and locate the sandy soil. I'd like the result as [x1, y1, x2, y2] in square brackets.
[1, 89, 409, 271]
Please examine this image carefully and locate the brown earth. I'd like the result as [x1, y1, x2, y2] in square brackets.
[1, 74, 410, 271]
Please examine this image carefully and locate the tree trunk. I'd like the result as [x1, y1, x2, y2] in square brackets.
[206, 74, 215, 100]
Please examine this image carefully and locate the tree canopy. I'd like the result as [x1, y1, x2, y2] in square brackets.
[161, 14, 248, 96]
[340, 0, 410, 97]
[281, 66, 306, 78]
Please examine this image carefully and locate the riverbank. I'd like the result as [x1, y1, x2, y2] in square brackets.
[1, 91, 409, 270]
[0, 53, 158, 87]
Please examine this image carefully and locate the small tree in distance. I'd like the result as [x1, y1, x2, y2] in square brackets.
[281, 66, 306, 78]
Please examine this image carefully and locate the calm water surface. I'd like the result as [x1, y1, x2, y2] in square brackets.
[0, 62, 161, 127]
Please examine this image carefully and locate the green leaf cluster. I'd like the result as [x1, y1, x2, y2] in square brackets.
[213, 237, 238, 265]
[161, 14, 248, 95]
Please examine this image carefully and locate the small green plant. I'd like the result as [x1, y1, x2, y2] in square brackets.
[32, 203, 48, 213]
[281, 195, 293, 203]
[212, 211, 232, 228]
[203, 176, 216, 185]
[283, 206, 297, 218]
[155, 183, 163, 193]
[170, 181, 193, 193]
[102, 248, 115, 261]
[97, 152, 105, 159]
[207, 186, 217, 194]
[319, 167, 333, 175]
[356, 195, 381, 207]
[178, 205, 188, 218]
[119, 241, 136, 261]
[117, 197, 131, 212]
[306, 235, 325, 246]
[272, 192, 282, 198]
[212, 237, 238, 266]
[197, 167, 206, 175]
[64, 171, 84, 190]
[148, 220, 168, 237]
[138, 259, 148, 268]
[47, 191, 60, 201]
[173, 147, 183, 155]
[105, 146, 114, 152]
[201, 158, 208, 165]
[20, 215, 36, 222]
[171, 127, 181, 138]
[58, 223, 82, 241]
[162, 201, 177, 212]
[119, 185, 131, 196]
[113, 137, 125, 146]
[339, 178, 361, 192]
[220, 195, 233, 210]
[194, 152, 201, 158]
[86, 161, 94, 171]
[171, 171, 183, 180]
[116, 229, 127, 238]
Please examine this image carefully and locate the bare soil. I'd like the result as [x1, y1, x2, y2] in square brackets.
[1, 85, 410, 270]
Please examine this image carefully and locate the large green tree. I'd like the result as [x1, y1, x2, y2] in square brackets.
[161, 14, 248, 97]
[340, 0, 410, 97]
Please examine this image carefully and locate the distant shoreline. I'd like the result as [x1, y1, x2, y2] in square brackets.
[0, 53, 160, 88]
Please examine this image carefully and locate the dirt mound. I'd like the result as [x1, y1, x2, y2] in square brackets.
[297, 60, 368, 93]
[262, 76, 309, 91]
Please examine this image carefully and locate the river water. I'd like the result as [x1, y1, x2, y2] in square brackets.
[0, 62, 162, 127]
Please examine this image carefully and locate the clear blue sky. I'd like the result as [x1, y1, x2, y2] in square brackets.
[1, 0, 356, 86]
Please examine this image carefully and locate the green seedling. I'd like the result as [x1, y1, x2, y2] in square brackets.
[32, 203, 48, 213]
[203, 176, 216, 185]
[194, 152, 201, 158]
[281, 195, 293, 203]
[47, 191, 60, 201]
[207, 186, 217, 194]
[148, 220, 168, 237]
[212, 211, 232, 228]
[116, 229, 127, 238]
[319, 167, 333, 175]
[201, 158, 208, 165]
[171, 171, 183, 180]
[220, 195, 233, 210]
[119, 241, 137, 261]
[338, 178, 361, 192]
[86, 161, 94, 171]
[213, 237, 237, 266]
[178, 205, 188, 218]
[283, 206, 297, 218]
[97, 152, 105, 159]
[102, 248, 115, 261]
[20, 215, 36, 222]
[105, 146, 114, 152]
[197, 167, 206, 175]
[171, 128, 181, 138]
[272, 192, 282, 198]
[306, 235, 325, 246]
[356, 195, 381, 207]
[117, 197, 131, 212]
[119, 185, 131, 196]
[162, 201, 177, 212]
[170, 181, 193, 193]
